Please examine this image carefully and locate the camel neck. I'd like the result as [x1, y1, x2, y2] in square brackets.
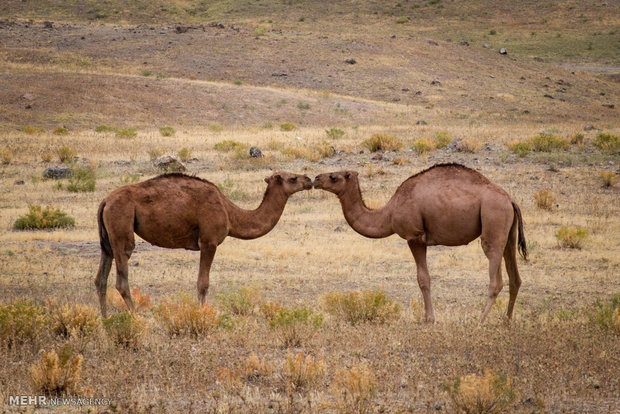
[338, 179, 394, 239]
[225, 184, 289, 240]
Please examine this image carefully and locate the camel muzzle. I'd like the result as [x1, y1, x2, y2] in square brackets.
[303, 177, 313, 190]
[312, 177, 323, 189]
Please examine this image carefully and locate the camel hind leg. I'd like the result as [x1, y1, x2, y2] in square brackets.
[94, 251, 113, 317]
[197, 241, 217, 305]
[504, 219, 522, 319]
[408, 240, 434, 323]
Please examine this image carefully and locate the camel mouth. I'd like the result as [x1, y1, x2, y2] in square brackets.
[303, 182, 313, 190]
[312, 178, 323, 189]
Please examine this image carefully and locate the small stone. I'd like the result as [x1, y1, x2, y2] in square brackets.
[175, 26, 189, 33]
[499, 47, 507, 54]
[154, 155, 186, 172]
[430, 80, 441, 85]
[427, 40, 439, 46]
[584, 124, 595, 131]
[602, 104, 615, 109]
[21, 93, 35, 101]
[543, 94, 554, 99]
[271, 73, 287, 77]
[43, 21, 53, 29]
[416, 120, 428, 125]
[14, 179, 25, 185]
[483, 43, 490, 48]
[334, 226, 345, 232]
[249, 146, 263, 158]
[434, 402, 443, 410]
[345, 58, 357, 64]
[459, 40, 469, 46]
[42, 166, 73, 179]
[534, 56, 544, 62]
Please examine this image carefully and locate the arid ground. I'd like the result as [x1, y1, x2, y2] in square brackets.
[0, 1, 619, 413]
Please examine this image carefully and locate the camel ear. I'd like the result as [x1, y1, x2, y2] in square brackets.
[273, 174, 283, 184]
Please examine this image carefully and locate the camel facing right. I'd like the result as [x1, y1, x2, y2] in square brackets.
[314, 163, 527, 323]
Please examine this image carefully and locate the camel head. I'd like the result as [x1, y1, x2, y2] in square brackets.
[313, 170, 358, 195]
[264, 171, 312, 195]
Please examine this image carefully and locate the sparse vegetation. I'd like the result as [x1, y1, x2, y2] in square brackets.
[65, 165, 96, 192]
[159, 126, 176, 137]
[593, 132, 619, 153]
[31, 345, 83, 396]
[599, 171, 617, 187]
[283, 352, 325, 391]
[107, 287, 151, 313]
[22, 126, 45, 134]
[396, 16, 410, 24]
[555, 225, 588, 249]
[445, 370, 516, 414]
[53, 127, 69, 135]
[456, 137, 483, 153]
[361, 133, 403, 152]
[102, 311, 147, 349]
[268, 306, 323, 347]
[324, 290, 400, 325]
[590, 294, 620, 333]
[214, 140, 248, 153]
[50, 303, 100, 340]
[326, 127, 345, 139]
[331, 363, 377, 413]
[533, 189, 556, 210]
[527, 133, 569, 152]
[412, 137, 434, 155]
[1, 149, 12, 165]
[433, 131, 452, 149]
[280, 122, 297, 131]
[156, 299, 220, 338]
[56, 145, 77, 163]
[177, 147, 192, 161]
[508, 140, 531, 157]
[115, 128, 137, 139]
[297, 101, 311, 110]
[0, 299, 49, 348]
[94, 125, 116, 133]
[13, 205, 75, 230]
[216, 286, 262, 316]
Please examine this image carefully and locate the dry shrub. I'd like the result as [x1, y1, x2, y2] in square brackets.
[106, 287, 151, 312]
[527, 133, 569, 152]
[326, 127, 345, 139]
[283, 352, 325, 391]
[214, 140, 248, 152]
[216, 367, 242, 389]
[159, 126, 176, 137]
[457, 137, 483, 153]
[412, 137, 434, 155]
[177, 147, 192, 162]
[364, 163, 385, 178]
[56, 146, 77, 164]
[599, 171, 617, 187]
[508, 141, 530, 157]
[331, 363, 377, 414]
[216, 286, 262, 316]
[53, 127, 69, 135]
[50, 303, 100, 340]
[361, 133, 403, 152]
[269, 306, 323, 347]
[265, 139, 285, 151]
[0, 299, 49, 348]
[410, 298, 425, 323]
[23, 125, 45, 134]
[156, 299, 220, 338]
[392, 157, 407, 165]
[241, 352, 274, 381]
[445, 370, 516, 414]
[280, 122, 297, 131]
[115, 128, 137, 139]
[260, 301, 285, 322]
[1, 149, 13, 165]
[281, 141, 334, 161]
[571, 133, 584, 145]
[591, 294, 620, 333]
[147, 147, 165, 161]
[102, 311, 147, 349]
[533, 189, 556, 210]
[41, 151, 53, 163]
[593, 132, 619, 153]
[323, 290, 400, 325]
[31, 345, 83, 395]
[555, 225, 588, 249]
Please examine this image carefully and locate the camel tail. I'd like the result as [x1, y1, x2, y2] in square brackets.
[512, 201, 527, 261]
[97, 201, 113, 257]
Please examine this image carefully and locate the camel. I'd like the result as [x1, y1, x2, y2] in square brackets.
[95, 171, 312, 317]
[313, 163, 527, 323]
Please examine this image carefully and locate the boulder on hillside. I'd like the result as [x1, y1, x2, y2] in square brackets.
[43, 166, 73, 179]
[154, 155, 186, 172]
[249, 146, 263, 158]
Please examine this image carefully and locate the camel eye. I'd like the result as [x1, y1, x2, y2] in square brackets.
[290, 177, 297, 182]
[329, 175, 337, 182]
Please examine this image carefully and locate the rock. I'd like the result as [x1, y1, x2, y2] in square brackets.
[43, 21, 53, 28]
[14, 179, 25, 185]
[334, 226, 345, 232]
[543, 94, 554, 99]
[483, 43, 490, 48]
[430, 80, 441, 85]
[534, 56, 544, 62]
[209, 22, 225, 29]
[271, 73, 287, 77]
[43, 166, 73, 179]
[249, 146, 263, 158]
[371, 152, 383, 160]
[459, 40, 469, 46]
[345, 58, 357, 64]
[416, 120, 428, 125]
[402, 88, 409, 92]
[154, 155, 186, 172]
[175, 26, 189, 33]
[427, 40, 438, 46]
[434, 402, 443, 410]
[21, 93, 35, 101]
[445, 138, 462, 151]
[584, 124, 596, 131]
[499, 47, 507, 55]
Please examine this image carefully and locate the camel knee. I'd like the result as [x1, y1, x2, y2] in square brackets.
[488, 280, 503, 298]
[416, 273, 431, 291]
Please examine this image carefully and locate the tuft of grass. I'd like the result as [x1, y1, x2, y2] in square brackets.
[259, 301, 285, 322]
[0, 299, 49, 348]
[214, 140, 248, 152]
[1, 149, 13, 165]
[269, 306, 323, 347]
[141, 70, 152, 77]
[456, 137, 483, 153]
[433, 131, 452, 149]
[56, 146, 77, 164]
[22, 125, 45, 134]
[31, 345, 83, 396]
[240, 353, 274, 382]
[102, 311, 147, 349]
[323, 290, 400, 325]
[331, 363, 377, 413]
[412, 137, 434, 155]
[396, 16, 410, 24]
[156, 299, 220, 338]
[107, 287, 151, 313]
[147, 147, 165, 161]
[216, 286, 262, 316]
[280, 122, 297, 131]
[115, 128, 137, 139]
[326, 127, 345, 139]
[361, 133, 403, 152]
[508, 140, 531, 157]
[50, 303, 100, 340]
[159, 126, 176, 137]
[66, 166, 96, 192]
[94, 125, 116, 133]
[282, 141, 335, 161]
[445, 370, 516, 414]
[297, 101, 311, 110]
[533, 189, 556, 210]
[555, 225, 588, 249]
[177, 147, 192, 162]
[14, 205, 75, 230]
[209, 123, 224, 132]
[283, 352, 326, 391]
[593, 132, 619, 153]
[53, 127, 69, 135]
[599, 171, 617, 187]
[527, 133, 569, 152]
[590, 294, 620, 333]
[41, 151, 53, 163]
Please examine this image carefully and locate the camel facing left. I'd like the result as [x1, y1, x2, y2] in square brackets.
[95, 171, 312, 316]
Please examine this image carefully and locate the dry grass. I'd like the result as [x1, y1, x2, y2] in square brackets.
[31, 346, 83, 396]
[156, 299, 220, 338]
[533, 189, 556, 210]
[445, 370, 516, 414]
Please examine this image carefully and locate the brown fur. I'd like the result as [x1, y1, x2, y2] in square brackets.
[314, 163, 526, 323]
[95, 171, 312, 316]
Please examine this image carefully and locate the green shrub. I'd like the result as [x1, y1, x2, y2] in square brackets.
[102, 311, 147, 349]
[53, 127, 69, 135]
[361, 133, 403, 152]
[590, 294, 620, 333]
[66, 166, 96, 193]
[209, 123, 224, 132]
[527, 133, 569, 152]
[555, 225, 588, 249]
[0, 299, 49, 348]
[396, 16, 410, 24]
[94, 125, 116, 133]
[433, 131, 452, 149]
[280, 122, 297, 131]
[22, 126, 45, 134]
[216, 286, 262, 316]
[412, 137, 434, 155]
[14, 205, 75, 230]
[115, 128, 137, 139]
[269, 307, 323, 347]
[593, 132, 619, 153]
[214, 140, 248, 152]
[56, 146, 77, 164]
[159, 126, 176, 137]
[262, 122, 273, 129]
[141, 70, 152, 76]
[156, 299, 220, 338]
[297, 101, 311, 110]
[177, 147, 192, 162]
[326, 128, 345, 139]
[323, 290, 400, 325]
[508, 141, 531, 157]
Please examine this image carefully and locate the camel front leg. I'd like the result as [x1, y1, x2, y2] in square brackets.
[197, 242, 217, 305]
[408, 240, 434, 323]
